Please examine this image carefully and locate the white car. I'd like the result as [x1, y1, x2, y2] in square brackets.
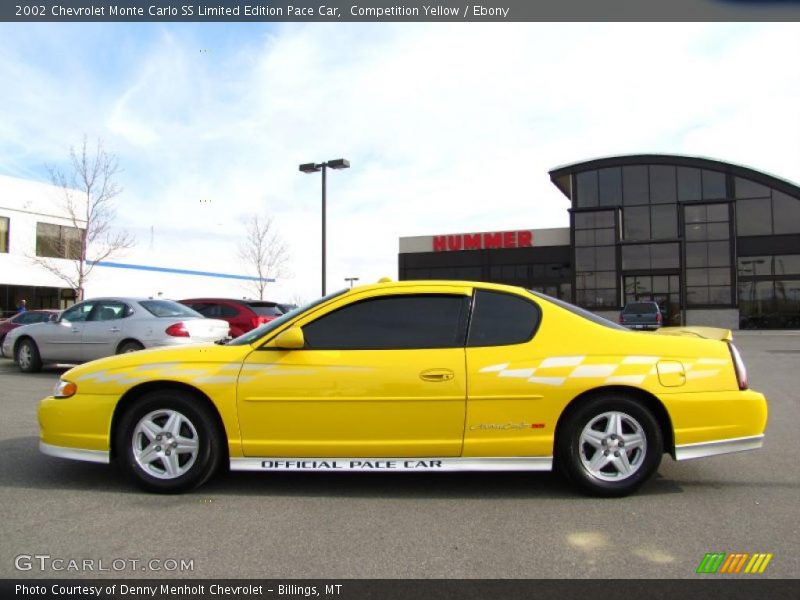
[2, 297, 230, 372]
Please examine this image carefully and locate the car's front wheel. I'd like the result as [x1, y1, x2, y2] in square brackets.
[116, 390, 223, 493]
[557, 393, 663, 497]
[16, 338, 42, 373]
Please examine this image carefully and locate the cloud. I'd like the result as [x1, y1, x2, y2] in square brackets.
[0, 22, 798, 301]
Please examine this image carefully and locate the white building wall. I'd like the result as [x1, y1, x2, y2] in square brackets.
[1, 174, 279, 304]
[0, 174, 85, 289]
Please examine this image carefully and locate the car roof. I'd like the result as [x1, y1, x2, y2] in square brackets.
[179, 298, 279, 304]
[81, 297, 176, 302]
[350, 279, 527, 294]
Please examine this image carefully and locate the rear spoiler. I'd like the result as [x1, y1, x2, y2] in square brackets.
[653, 326, 733, 342]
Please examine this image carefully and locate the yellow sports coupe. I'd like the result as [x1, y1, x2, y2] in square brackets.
[39, 280, 767, 497]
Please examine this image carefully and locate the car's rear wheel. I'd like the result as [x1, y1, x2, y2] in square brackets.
[16, 338, 42, 373]
[116, 390, 223, 493]
[557, 393, 663, 497]
[117, 340, 144, 354]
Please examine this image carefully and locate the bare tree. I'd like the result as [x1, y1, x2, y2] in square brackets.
[33, 136, 135, 301]
[238, 213, 290, 299]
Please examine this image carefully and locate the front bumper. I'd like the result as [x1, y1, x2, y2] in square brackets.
[40, 441, 109, 463]
[38, 393, 117, 454]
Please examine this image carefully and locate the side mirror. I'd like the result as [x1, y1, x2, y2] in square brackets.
[272, 327, 305, 349]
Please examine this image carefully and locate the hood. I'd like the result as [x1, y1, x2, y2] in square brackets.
[62, 342, 253, 379]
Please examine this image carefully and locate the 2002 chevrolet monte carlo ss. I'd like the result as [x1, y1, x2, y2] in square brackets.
[38, 280, 768, 497]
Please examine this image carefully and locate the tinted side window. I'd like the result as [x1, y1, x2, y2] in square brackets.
[467, 290, 540, 347]
[90, 301, 129, 321]
[61, 302, 94, 323]
[218, 304, 239, 318]
[303, 294, 469, 350]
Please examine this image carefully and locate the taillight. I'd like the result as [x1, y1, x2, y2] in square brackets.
[656, 312, 663, 324]
[165, 322, 190, 337]
[728, 342, 748, 390]
[619, 313, 624, 324]
[250, 316, 270, 329]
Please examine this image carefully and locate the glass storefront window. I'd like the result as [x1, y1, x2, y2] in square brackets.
[740, 280, 800, 329]
[651, 243, 679, 269]
[622, 243, 679, 270]
[624, 206, 649, 241]
[735, 177, 769, 199]
[576, 171, 599, 208]
[738, 257, 772, 277]
[0, 217, 8, 253]
[677, 167, 702, 201]
[775, 255, 800, 276]
[623, 166, 649, 205]
[598, 168, 622, 206]
[650, 165, 677, 204]
[650, 204, 677, 239]
[702, 170, 726, 200]
[707, 241, 730, 267]
[773, 190, 800, 235]
[736, 197, 772, 236]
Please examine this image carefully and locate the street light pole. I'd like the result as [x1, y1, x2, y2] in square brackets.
[299, 158, 350, 297]
[321, 163, 327, 297]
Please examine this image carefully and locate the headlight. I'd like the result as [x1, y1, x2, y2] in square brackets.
[53, 379, 77, 398]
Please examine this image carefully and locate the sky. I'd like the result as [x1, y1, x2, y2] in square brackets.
[1, 22, 799, 302]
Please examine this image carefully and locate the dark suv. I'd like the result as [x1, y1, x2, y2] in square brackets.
[619, 301, 663, 330]
[178, 298, 285, 338]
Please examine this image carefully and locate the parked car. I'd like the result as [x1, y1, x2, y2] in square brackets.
[620, 301, 663, 330]
[2, 297, 229, 373]
[178, 298, 285, 337]
[37, 280, 766, 497]
[0, 310, 60, 356]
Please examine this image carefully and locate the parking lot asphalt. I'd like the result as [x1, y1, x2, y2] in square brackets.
[0, 332, 798, 580]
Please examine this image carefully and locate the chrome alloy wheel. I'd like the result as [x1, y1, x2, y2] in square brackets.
[17, 343, 33, 370]
[578, 411, 647, 482]
[132, 409, 200, 480]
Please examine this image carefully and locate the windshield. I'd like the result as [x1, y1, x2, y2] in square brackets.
[528, 290, 627, 331]
[139, 299, 203, 318]
[228, 289, 348, 346]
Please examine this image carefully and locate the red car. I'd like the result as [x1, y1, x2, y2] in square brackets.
[178, 298, 285, 338]
[0, 310, 60, 355]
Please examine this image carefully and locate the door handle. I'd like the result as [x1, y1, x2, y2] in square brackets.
[420, 369, 455, 382]
[71, 328, 80, 333]
[108, 327, 121, 332]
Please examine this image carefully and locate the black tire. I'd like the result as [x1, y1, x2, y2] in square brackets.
[115, 389, 223, 493]
[117, 340, 144, 354]
[556, 392, 663, 497]
[16, 338, 43, 373]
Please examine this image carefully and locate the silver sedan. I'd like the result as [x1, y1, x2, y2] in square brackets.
[2, 297, 230, 373]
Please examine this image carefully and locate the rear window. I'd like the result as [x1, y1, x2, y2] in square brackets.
[247, 303, 283, 316]
[529, 291, 627, 331]
[139, 300, 203, 318]
[623, 302, 659, 314]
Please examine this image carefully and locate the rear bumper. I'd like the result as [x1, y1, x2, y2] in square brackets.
[663, 388, 768, 451]
[675, 434, 764, 461]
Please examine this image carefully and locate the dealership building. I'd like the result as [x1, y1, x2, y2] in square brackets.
[399, 154, 800, 329]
